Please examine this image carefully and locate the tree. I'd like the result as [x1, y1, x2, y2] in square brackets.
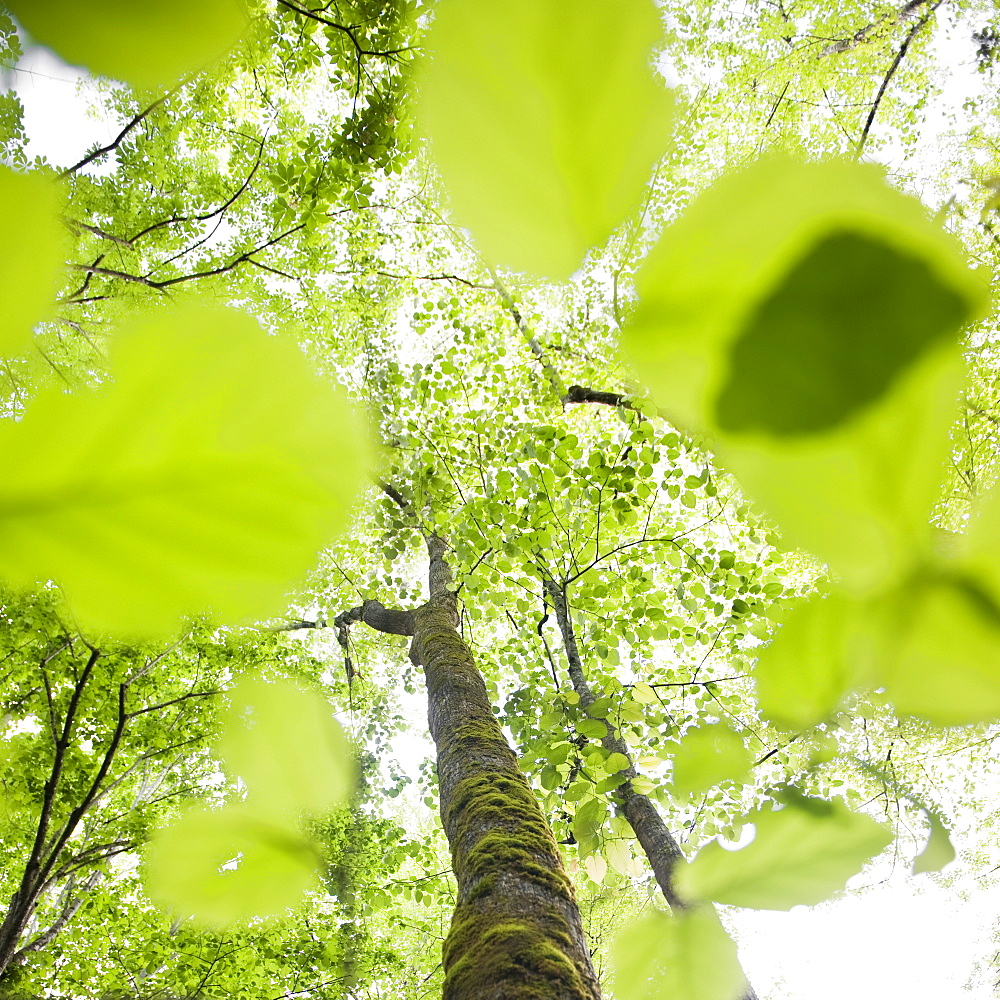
[1, 0, 1000, 998]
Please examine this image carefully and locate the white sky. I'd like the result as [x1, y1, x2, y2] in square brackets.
[6, 44, 120, 170]
[8, 25, 1000, 1000]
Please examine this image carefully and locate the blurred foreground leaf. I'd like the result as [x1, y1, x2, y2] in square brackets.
[677, 797, 891, 909]
[217, 676, 355, 818]
[912, 812, 955, 875]
[8, 0, 248, 90]
[611, 906, 745, 1000]
[415, 0, 673, 278]
[0, 303, 366, 635]
[145, 804, 320, 925]
[880, 572, 1000, 724]
[0, 167, 64, 355]
[672, 722, 753, 797]
[624, 157, 985, 591]
[753, 591, 863, 729]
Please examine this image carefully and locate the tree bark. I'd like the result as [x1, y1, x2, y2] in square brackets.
[543, 578, 758, 1000]
[358, 537, 601, 1000]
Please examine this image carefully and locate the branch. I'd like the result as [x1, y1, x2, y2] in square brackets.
[65, 221, 134, 248]
[375, 478, 413, 514]
[146, 223, 307, 288]
[44, 841, 134, 888]
[126, 688, 219, 720]
[25, 650, 100, 894]
[276, 0, 413, 59]
[61, 94, 170, 177]
[38, 684, 129, 888]
[68, 263, 164, 290]
[563, 385, 638, 409]
[8, 871, 102, 966]
[490, 270, 565, 399]
[129, 134, 267, 244]
[855, 3, 940, 158]
[821, 0, 934, 56]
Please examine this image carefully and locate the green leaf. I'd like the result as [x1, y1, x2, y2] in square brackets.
[576, 718, 609, 740]
[573, 795, 608, 841]
[912, 812, 955, 875]
[0, 167, 64, 356]
[415, 0, 673, 278]
[632, 682, 658, 704]
[677, 798, 891, 909]
[605, 752, 631, 773]
[217, 677, 354, 819]
[605, 838, 633, 876]
[145, 805, 320, 925]
[0, 303, 366, 635]
[623, 157, 985, 591]
[672, 722, 753, 796]
[753, 591, 860, 729]
[8, 0, 248, 90]
[879, 573, 1000, 725]
[715, 231, 969, 436]
[611, 906, 745, 1000]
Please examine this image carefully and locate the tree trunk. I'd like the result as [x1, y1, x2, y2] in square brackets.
[359, 537, 601, 1000]
[544, 578, 758, 1000]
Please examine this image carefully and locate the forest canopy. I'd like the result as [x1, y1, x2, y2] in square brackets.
[0, 1, 999, 998]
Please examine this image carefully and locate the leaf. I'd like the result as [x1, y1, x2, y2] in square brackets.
[572, 795, 608, 841]
[577, 718, 609, 740]
[677, 798, 891, 909]
[0, 167, 64, 356]
[0, 303, 367, 635]
[144, 804, 320, 925]
[216, 677, 355, 819]
[623, 157, 985, 591]
[753, 591, 861, 729]
[605, 752, 631, 773]
[632, 682, 658, 704]
[415, 0, 674, 278]
[672, 722, 753, 796]
[584, 853, 608, 884]
[912, 812, 955, 875]
[605, 838, 633, 876]
[879, 572, 1000, 725]
[8, 0, 248, 90]
[611, 906, 745, 1000]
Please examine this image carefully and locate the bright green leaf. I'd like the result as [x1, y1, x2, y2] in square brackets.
[912, 812, 955, 875]
[611, 906, 745, 1000]
[605, 838, 633, 876]
[0, 167, 64, 356]
[623, 157, 985, 592]
[577, 718, 609, 740]
[9, 0, 248, 90]
[672, 722, 753, 796]
[415, 0, 674, 278]
[753, 591, 861, 728]
[716, 231, 969, 436]
[677, 798, 891, 909]
[584, 853, 608, 884]
[632, 681, 658, 704]
[605, 752, 631, 773]
[0, 303, 367, 635]
[879, 573, 1000, 725]
[217, 677, 354, 819]
[145, 805, 320, 925]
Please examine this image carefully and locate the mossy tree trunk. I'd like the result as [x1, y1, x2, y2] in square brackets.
[543, 577, 758, 1000]
[354, 535, 601, 1000]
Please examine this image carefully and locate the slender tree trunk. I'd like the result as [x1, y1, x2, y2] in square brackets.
[357, 537, 601, 1000]
[543, 577, 758, 1000]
